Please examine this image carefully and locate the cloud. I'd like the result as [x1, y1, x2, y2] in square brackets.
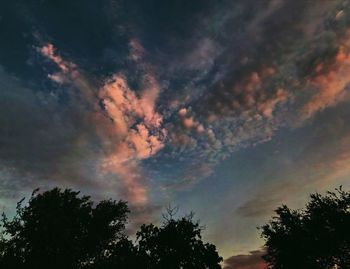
[200, 67, 277, 120]
[128, 38, 145, 62]
[40, 43, 166, 205]
[0, 66, 77, 176]
[236, 196, 280, 219]
[301, 44, 350, 120]
[152, 1, 350, 188]
[127, 203, 163, 234]
[236, 102, 350, 218]
[182, 37, 221, 71]
[40, 43, 77, 75]
[0, 62, 115, 214]
[98, 74, 166, 205]
[6, 0, 350, 211]
[5, 1, 350, 260]
[224, 250, 267, 269]
[312, 135, 350, 185]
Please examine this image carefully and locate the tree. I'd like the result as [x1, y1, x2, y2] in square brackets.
[0, 188, 223, 269]
[136, 210, 223, 269]
[0, 188, 130, 269]
[260, 187, 350, 269]
[86, 237, 141, 269]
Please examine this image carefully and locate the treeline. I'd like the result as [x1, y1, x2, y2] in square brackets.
[0, 187, 349, 269]
[0, 188, 222, 269]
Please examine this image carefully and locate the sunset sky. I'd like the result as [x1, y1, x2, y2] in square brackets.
[2, 0, 350, 268]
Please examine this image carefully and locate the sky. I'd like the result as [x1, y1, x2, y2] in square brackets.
[1, 0, 350, 268]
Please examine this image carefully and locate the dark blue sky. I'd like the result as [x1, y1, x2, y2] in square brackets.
[1, 0, 350, 267]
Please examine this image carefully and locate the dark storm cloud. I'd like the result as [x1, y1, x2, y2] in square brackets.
[224, 249, 266, 269]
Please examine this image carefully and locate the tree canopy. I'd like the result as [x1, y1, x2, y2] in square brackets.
[0, 188, 129, 269]
[0, 188, 222, 269]
[137, 212, 222, 269]
[261, 187, 350, 269]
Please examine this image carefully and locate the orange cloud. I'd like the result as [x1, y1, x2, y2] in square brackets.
[40, 43, 78, 78]
[101, 155, 147, 205]
[98, 75, 166, 205]
[257, 88, 289, 118]
[139, 74, 163, 128]
[177, 107, 205, 132]
[40, 43, 166, 206]
[301, 46, 350, 119]
[204, 67, 283, 121]
[236, 68, 287, 119]
[99, 74, 165, 157]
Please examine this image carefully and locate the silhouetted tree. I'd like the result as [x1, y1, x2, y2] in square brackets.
[0, 188, 223, 269]
[261, 187, 350, 269]
[0, 188, 130, 269]
[86, 237, 141, 269]
[136, 210, 223, 269]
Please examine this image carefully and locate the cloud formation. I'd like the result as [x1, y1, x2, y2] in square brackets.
[98, 74, 166, 205]
[37, 1, 350, 194]
[301, 44, 350, 119]
[40, 43, 167, 205]
[3, 0, 350, 260]
[148, 0, 350, 187]
[236, 101, 350, 219]
[224, 250, 267, 269]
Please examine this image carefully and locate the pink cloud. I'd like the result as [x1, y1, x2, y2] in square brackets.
[177, 107, 205, 132]
[98, 74, 166, 205]
[301, 43, 350, 119]
[231, 67, 276, 111]
[257, 88, 289, 118]
[139, 74, 163, 127]
[99, 74, 165, 157]
[101, 156, 147, 205]
[40, 43, 166, 206]
[40, 43, 78, 80]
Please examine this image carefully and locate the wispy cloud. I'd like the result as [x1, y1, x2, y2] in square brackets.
[40, 43, 167, 206]
[236, 104, 350, 218]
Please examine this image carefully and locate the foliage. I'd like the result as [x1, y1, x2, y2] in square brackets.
[136, 212, 222, 269]
[0, 188, 223, 269]
[0, 188, 129, 269]
[261, 187, 350, 269]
